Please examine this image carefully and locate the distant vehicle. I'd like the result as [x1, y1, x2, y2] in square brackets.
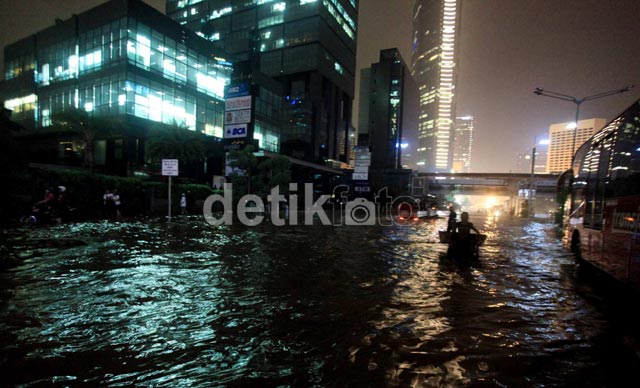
[563, 99, 640, 289]
[416, 195, 439, 218]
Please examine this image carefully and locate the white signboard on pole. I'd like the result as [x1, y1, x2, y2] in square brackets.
[225, 96, 252, 111]
[353, 172, 369, 181]
[162, 159, 179, 176]
[224, 109, 252, 125]
[354, 166, 369, 173]
[224, 123, 248, 139]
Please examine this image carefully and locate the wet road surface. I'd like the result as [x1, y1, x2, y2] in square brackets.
[1, 216, 639, 387]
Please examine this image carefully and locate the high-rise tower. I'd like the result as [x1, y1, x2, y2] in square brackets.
[166, 0, 358, 164]
[360, 49, 416, 171]
[412, 0, 462, 172]
[452, 116, 473, 172]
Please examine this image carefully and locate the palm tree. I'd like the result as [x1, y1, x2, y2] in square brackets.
[52, 108, 122, 170]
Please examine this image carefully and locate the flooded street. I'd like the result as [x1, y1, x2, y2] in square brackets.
[1, 216, 639, 387]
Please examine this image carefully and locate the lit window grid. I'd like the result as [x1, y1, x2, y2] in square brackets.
[33, 18, 231, 101]
[433, 0, 457, 170]
[26, 71, 226, 136]
[413, 0, 460, 171]
[3, 53, 35, 80]
[452, 118, 473, 172]
[322, 0, 356, 40]
[254, 119, 280, 152]
[548, 125, 599, 173]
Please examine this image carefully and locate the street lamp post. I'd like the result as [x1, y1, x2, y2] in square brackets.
[533, 85, 633, 227]
[533, 85, 633, 168]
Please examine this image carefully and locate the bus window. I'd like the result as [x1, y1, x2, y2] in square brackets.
[593, 135, 614, 229]
[611, 109, 640, 196]
[583, 145, 601, 228]
[570, 143, 589, 215]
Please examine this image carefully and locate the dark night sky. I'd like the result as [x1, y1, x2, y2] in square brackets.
[2, 0, 639, 172]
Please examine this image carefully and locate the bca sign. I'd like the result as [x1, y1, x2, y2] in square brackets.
[224, 123, 248, 139]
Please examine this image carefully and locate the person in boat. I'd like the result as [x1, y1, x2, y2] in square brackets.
[449, 212, 482, 258]
[452, 212, 480, 238]
[446, 205, 457, 232]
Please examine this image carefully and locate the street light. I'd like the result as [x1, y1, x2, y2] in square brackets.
[534, 85, 633, 227]
[533, 85, 634, 168]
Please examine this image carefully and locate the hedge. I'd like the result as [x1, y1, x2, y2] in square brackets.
[4, 168, 214, 221]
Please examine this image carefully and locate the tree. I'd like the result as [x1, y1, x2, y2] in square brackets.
[52, 108, 122, 171]
[227, 145, 292, 202]
[256, 155, 291, 196]
[227, 145, 258, 201]
[145, 121, 206, 163]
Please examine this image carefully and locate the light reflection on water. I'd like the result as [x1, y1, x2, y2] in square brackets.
[1, 216, 639, 386]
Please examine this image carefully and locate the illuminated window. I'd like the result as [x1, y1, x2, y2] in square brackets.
[210, 7, 232, 20]
[4, 94, 37, 113]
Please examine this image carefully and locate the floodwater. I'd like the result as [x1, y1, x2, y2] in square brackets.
[1, 215, 639, 387]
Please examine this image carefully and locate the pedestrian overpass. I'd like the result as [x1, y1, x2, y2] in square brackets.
[410, 172, 560, 217]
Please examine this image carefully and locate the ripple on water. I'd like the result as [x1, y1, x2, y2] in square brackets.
[0, 217, 636, 386]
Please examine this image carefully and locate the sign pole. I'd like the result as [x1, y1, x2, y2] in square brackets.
[162, 159, 178, 223]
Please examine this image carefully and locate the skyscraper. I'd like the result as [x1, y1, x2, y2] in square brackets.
[360, 49, 416, 171]
[547, 118, 607, 174]
[452, 116, 473, 172]
[412, 0, 462, 172]
[166, 0, 358, 164]
[534, 139, 549, 174]
[515, 139, 550, 174]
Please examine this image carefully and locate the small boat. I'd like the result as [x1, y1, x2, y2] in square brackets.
[439, 231, 487, 259]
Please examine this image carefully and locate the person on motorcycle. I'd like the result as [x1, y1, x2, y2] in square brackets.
[30, 188, 58, 223]
[35, 188, 57, 209]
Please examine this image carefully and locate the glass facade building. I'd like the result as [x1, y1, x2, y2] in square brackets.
[452, 116, 473, 173]
[361, 49, 416, 171]
[166, 0, 358, 164]
[412, 0, 461, 172]
[359, 49, 416, 190]
[2, 0, 232, 143]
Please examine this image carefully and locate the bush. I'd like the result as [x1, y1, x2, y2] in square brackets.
[17, 168, 215, 220]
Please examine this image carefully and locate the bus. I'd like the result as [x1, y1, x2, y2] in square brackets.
[564, 99, 640, 288]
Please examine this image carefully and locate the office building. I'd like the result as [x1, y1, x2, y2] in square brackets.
[516, 139, 549, 174]
[359, 48, 416, 191]
[452, 116, 473, 172]
[412, 0, 462, 172]
[360, 49, 416, 172]
[533, 139, 549, 174]
[1, 0, 233, 174]
[547, 118, 607, 174]
[515, 151, 532, 174]
[166, 0, 358, 164]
